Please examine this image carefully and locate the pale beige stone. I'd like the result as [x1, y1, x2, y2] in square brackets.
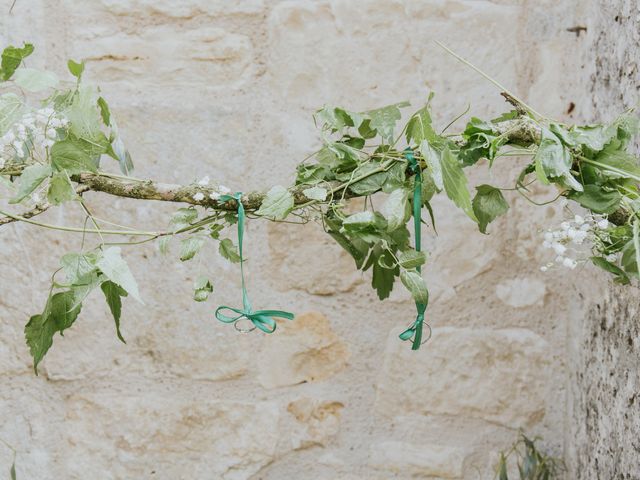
[495, 277, 546, 308]
[287, 397, 344, 449]
[375, 327, 551, 428]
[369, 441, 467, 478]
[258, 312, 350, 388]
[62, 392, 280, 480]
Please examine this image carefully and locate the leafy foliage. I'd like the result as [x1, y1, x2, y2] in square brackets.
[495, 433, 564, 479]
[1, 43, 640, 371]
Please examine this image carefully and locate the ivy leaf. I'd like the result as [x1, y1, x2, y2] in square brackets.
[179, 236, 205, 262]
[380, 188, 410, 231]
[67, 59, 85, 79]
[367, 101, 410, 143]
[400, 270, 429, 305]
[9, 164, 52, 204]
[60, 252, 98, 284]
[47, 173, 76, 205]
[302, 186, 327, 201]
[441, 147, 477, 222]
[219, 238, 241, 263]
[534, 127, 573, 179]
[96, 247, 143, 303]
[472, 184, 509, 234]
[169, 207, 198, 232]
[101, 280, 128, 343]
[590, 256, 630, 285]
[50, 139, 98, 174]
[97, 96, 111, 125]
[0, 43, 34, 81]
[193, 276, 213, 302]
[25, 291, 82, 374]
[348, 162, 389, 195]
[372, 262, 396, 300]
[256, 185, 294, 220]
[397, 249, 427, 269]
[419, 140, 443, 190]
[406, 102, 437, 145]
[567, 185, 622, 214]
[13, 68, 58, 92]
[592, 147, 640, 180]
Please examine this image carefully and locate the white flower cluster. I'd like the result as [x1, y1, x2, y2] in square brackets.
[0, 107, 69, 167]
[541, 214, 613, 271]
[192, 177, 231, 202]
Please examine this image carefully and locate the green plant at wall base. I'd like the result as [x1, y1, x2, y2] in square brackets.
[495, 434, 564, 479]
[1, 43, 640, 373]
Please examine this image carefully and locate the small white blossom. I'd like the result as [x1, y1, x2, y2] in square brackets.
[563, 257, 577, 269]
[543, 240, 552, 249]
[606, 253, 618, 263]
[553, 243, 567, 255]
[540, 266, 548, 272]
[198, 176, 210, 186]
[597, 219, 609, 230]
[574, 215, 585, 225]
[193, 192, 205, 201]
[209, 192, 221, 201]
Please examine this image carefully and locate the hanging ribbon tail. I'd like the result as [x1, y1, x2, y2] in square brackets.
[214, 191, 295, 335]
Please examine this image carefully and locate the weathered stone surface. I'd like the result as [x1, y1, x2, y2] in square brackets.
[369, 441, 467, 478]
[268, 222, 363, 295]
[375, 327, 551, 428]
[62, 392, 280, 479]
[258, 312, 350, 388]
[495, 277, 546, 308]
[287, 397, 344, 449]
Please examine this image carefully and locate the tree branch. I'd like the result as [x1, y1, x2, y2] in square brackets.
[0, 117, 542, 212]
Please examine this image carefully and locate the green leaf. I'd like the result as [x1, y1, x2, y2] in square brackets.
[67, 59, 85, 79]
[534, 127, 572, 179]
[372, 262, 396, 300]
[10, 460, 16, 480]
[397, 249, 427, 269]
[419, 140, 443, 190]
[0, 43, 34, 81]
[348, 162, 389, 195]
[367, 101, 410, 143]
[302, 186, 327, 201]
[25, 291, 82, 374]
[169, 207, 198, 232]
[219, 238, 241, 263]
[13, 67, 58, 92]
[567, 185, 622, 214]
[590, 256, 630, 285]
[50, 139, 98, 174]
[97, 96, 111, 125]
[9, 164, 52, 204]
[47, 173, 76, 205]
[472, 184, 509, 234]
[96, 247, 143, 303]
[194, 276, 213, 302]
[406, 103, 438, 145]
[66, 85, 103, 144]
[400, 270, 429, 304]
[60, 252, 98, 284]
[441, 147, 477, 222]
[101, 280, 128, 343]
[380, 188, 410, 231]
[256, 185, 294, 220]
[179, 236, 205, 261]
[592, 147, 640, 180]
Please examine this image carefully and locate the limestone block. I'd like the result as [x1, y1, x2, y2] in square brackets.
[495, 277, 546, 308]
[267, 222, 363, 295]
[62, 392, 280, 480]
[96, 0, 265, 18]
[258, 312, 350, 388]
[287, 397, 344, 449]
[369, 441, 467, 478]
[375, 327, 550, 428]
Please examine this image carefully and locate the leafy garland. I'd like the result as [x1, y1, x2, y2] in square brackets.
[1, 43, 639, 374]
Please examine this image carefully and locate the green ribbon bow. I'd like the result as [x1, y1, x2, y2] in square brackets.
[398, 150, 431, 350]
[215, 192, 294, 333]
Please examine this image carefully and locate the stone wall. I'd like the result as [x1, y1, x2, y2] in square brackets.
[0, 0, 629, 479]
[565, 1, 640, 478]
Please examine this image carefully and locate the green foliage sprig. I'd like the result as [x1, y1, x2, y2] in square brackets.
[1, 43, 639, 373]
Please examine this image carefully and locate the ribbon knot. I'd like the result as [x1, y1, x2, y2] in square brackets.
[399, 150, 431, 350]
[215, 192, 294, 333]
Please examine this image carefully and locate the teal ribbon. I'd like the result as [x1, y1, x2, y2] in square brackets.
[398, 150, 431, 350]
[215, 192, 294, 333]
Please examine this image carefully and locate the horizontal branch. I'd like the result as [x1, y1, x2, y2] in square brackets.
[0, 117, 542, 212]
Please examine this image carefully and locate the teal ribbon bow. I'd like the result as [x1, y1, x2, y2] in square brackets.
[215, 192, 294, 333]
[398, 150, 431, 350]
